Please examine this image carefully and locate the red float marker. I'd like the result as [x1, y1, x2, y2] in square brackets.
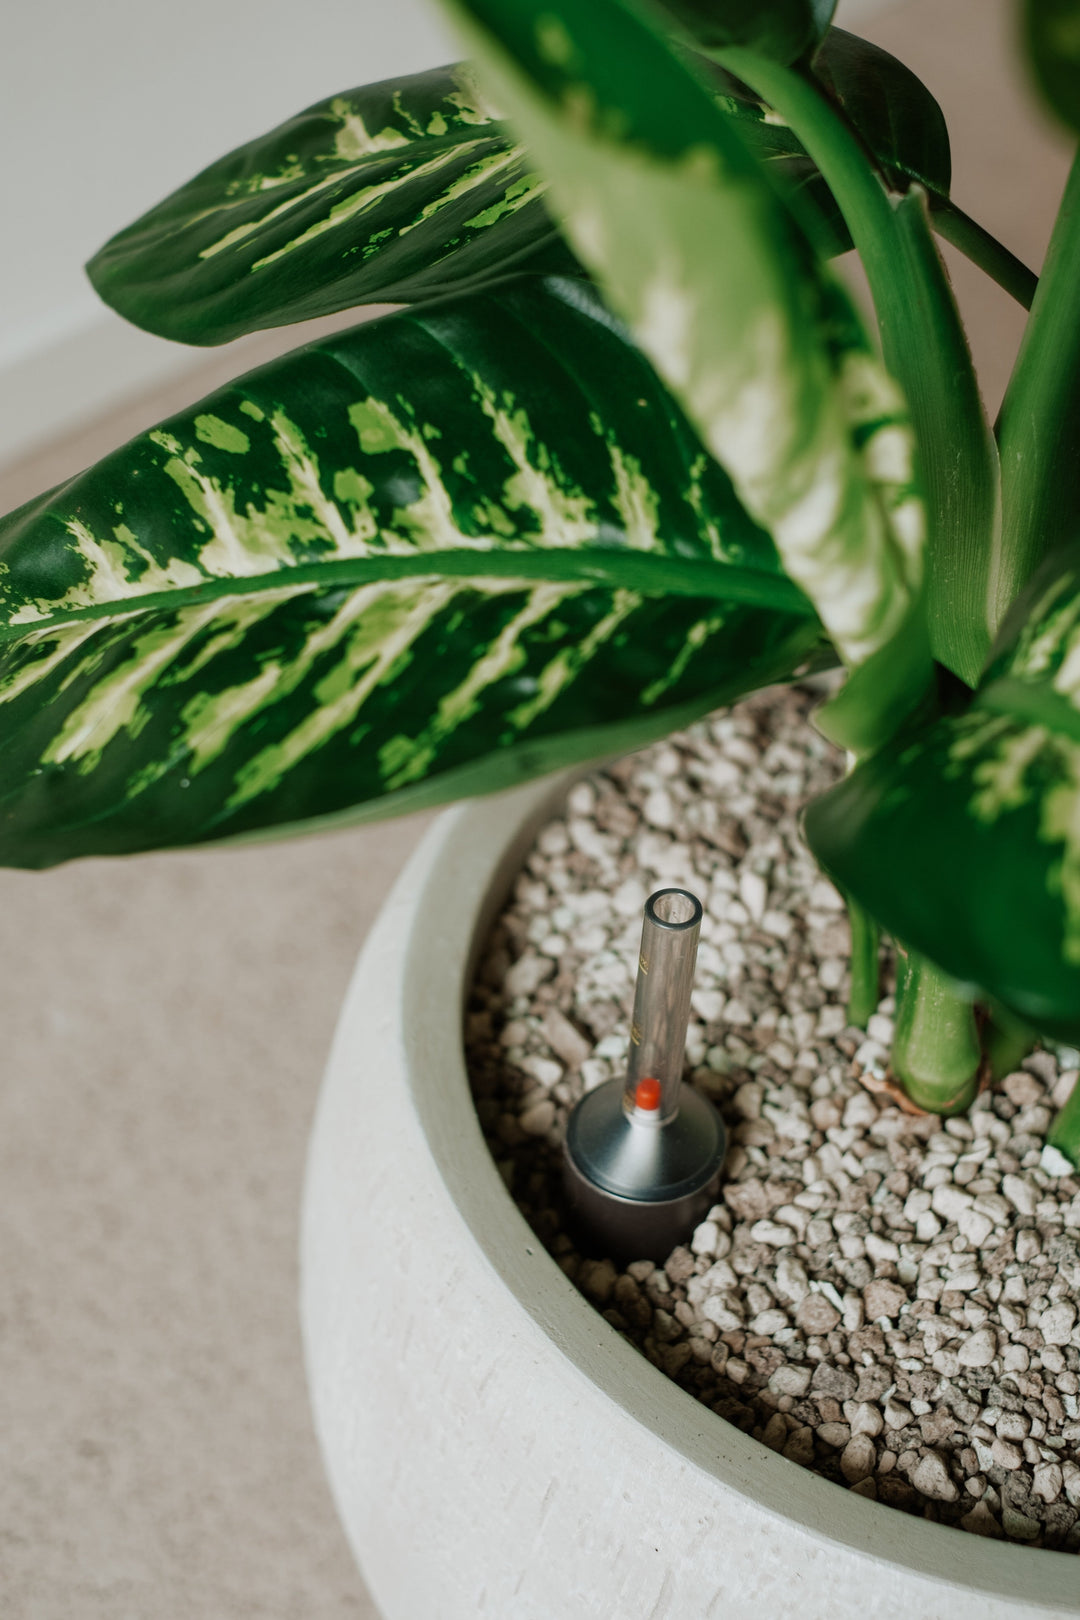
[634, 1077, 662, 1113]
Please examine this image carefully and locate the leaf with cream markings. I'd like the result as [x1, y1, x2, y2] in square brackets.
[87, 64, 572, 346]
[0, 278, 824, 867]
[805, 545, 1080, 1038]
[441, 0, 928, 681]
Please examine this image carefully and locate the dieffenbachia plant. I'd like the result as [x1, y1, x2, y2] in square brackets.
[3, 0, 1079, 1143]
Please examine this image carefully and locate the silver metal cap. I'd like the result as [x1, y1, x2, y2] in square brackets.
[563, 1078, 726, 1263]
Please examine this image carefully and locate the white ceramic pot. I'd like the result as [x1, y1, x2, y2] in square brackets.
[301, 775, 1080, 1620]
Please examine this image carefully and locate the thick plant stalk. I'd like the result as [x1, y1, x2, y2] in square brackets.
[890, 949, 981, 1115]
[716, 49, 1000, 689]
[982, 1006, 1036, 1084]
[997, 148, 1080, 617]
[1048, 1073, 1080, 1167]
[845, 892, 880, 1029]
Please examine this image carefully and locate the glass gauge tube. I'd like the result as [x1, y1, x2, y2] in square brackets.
[563, 884, 724, 1263]
[623, 888, 702, 1124]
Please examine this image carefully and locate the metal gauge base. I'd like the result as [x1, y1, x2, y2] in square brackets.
[563, 1078, 727, 1264]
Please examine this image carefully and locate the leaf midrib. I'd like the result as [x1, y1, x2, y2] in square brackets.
[0, 546, 817, 644]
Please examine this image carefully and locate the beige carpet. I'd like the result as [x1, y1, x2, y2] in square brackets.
[0, 2, 1071, 1614]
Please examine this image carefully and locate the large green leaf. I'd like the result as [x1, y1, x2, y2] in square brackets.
[810, 27, 951, 195]
[804, 545, 1080, 1039]
[655, 0, 836, 65]
[440, 0, 927, 684]
[710, 28, 951, 197]
[85, 51, 854, 350]
[0, 278, 822, 869]
[1024, 0, 1080, 133]
[87, 64, 570, 347]
[697, 27, 952, 263]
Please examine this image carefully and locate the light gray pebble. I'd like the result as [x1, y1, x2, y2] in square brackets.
[540, 1008, 591, 1069]
[817, 1422, 851, 1449]
[973, 1192, 1010, 1223]
[957, 1329, 997, 1368]
[841, 1434, 877, 1482]
[750, 1220, 798, 1247]
[774, 1256, 811, 1303]
[851, 1402, 884, 1438]
[521, 1053, 563, 1087]
[751, 1308, 789, 1335]
[864, 1279, 906, 1320]
[957, 1208, 994, 1247]
[796, 1294, 841, 1334]
[911, 1452, 959, 1503]
[1033, 1462, 1063, 1503]
[690, 1220, 725, 1257]
[884, 1399, 913, 1430]
[702, 1294, 744, 1332]
[739, 870, 768, 923]
[520, 1099, 556, 1136]
[1016, 1230, 1042, 1263]
[1002, 1174, 1039, 1217]
[504, 953, 554, 997]
[932, 1185, 973, 1221]
[992, 1437, 1023, 1471]
[768, 1364, 812, 1398]
[1040, 1301, 1077, 1345]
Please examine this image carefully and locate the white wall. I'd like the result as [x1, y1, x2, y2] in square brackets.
[0, 0, 456, 470]
[0, 0, 896, 473]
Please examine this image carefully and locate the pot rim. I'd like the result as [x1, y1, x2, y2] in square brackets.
[390, 768, 1080, 1613]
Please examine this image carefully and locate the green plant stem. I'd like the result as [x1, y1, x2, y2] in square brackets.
[982, 1005, 1037, 1082]
[890, 948, 981, 1114]
[1048, 1070, 1080, 1166]
[845, 892, 880, 1028]
[927, 194, 1038, 311]
[813, 603, 932, 754]
[716, 48, 999, 688]
[997, 146, 1080, 619]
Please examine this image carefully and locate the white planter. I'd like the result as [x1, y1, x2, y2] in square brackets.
[301, 775, 1080, 1620]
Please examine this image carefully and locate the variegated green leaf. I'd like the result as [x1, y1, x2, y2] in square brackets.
[440, 0, 927, 681]
[0, 278, 823, 868]
[87, 63, 571, 347]
[804, 545, 1080, 1039]
[88, 53, 864, 350]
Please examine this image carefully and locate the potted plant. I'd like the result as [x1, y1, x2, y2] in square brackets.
[5, 0, 1080, 1608]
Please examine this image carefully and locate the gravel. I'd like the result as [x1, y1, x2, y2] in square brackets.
[464, 684, 1080, 1552]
